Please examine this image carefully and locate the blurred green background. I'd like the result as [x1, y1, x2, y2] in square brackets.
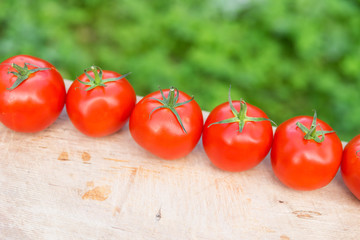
[1, 0, 360, 140]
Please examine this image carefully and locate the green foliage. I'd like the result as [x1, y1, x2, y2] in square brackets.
[1, 0, 360, 140]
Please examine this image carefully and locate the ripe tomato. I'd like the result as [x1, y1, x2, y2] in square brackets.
[341, 134, 360, 200]
[202, 88, 274, 172]
[129, 87, 203, 160]
[66, 66, 136, 137]
[0, 55, 66, 132]
[271, 111, 343, 191]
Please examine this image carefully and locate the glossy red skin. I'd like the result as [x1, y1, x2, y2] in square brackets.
[202, 101, 273, 172]
[66, 70, 136, 137]
[271, 116, 343, 191]
[0, 55, 65, 132]
[341, 134, 360, 200]
[129, 89, 203, 160]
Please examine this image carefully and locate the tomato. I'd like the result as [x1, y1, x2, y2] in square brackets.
[341, 134, 360, 200]
[202, 88, 274, 172]
[66, 66, 136, 137]
[0, 55, 66, 132]
[129, 87, 203, 160]
[271, 111, 343, 191]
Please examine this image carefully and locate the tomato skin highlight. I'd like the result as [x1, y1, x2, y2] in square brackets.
[341, 134, 360, 200]
[271, 116, 343, 191]
[66, 69, 136, 137]
[0, 55, 66, 132]
[202, 101, 273, 172]
[129, 89, 203, 160]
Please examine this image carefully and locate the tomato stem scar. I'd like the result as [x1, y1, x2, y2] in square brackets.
[356, 150, 360, 158]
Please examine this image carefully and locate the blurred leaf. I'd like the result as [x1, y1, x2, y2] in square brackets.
[0, 0, 360, 140]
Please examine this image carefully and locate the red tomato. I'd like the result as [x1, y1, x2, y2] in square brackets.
[202, 90, 274, 172]
[341, 134, 360, 200]
[0, 55, 66, 132]
[271, 112, 343, 191]
[66, 66, 136, 137]
[129, 87, 203, 160]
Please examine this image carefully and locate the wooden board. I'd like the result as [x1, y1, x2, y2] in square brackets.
[0, 80, 359, 240]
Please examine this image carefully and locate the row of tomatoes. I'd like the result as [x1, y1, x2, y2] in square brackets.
[0, 55, 359, 200]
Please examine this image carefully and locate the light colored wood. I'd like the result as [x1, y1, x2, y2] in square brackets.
[0, 80, 359, 240]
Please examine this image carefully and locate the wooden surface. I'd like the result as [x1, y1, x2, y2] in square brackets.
[0, 80, 359, 240]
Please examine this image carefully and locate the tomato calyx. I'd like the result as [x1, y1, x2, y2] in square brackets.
[296, 110, 335, 143]
[76, 65, 131, 91]
[208, 86, 276, 132]
[149, 87, 194, 134]
[6, 63, 51, 90]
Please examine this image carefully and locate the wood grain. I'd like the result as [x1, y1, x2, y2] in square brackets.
[0, 80, 359, 240]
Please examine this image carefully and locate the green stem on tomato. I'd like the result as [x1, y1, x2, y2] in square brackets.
[167, 88, 176, 106]
[208, 85, 276, 132]
[7, 63, 51, 91]
[91, 66, 102, 85]
[149, 87, 194, 134]
[296, 110, 335, 143]
[76, 65, 131, 91]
